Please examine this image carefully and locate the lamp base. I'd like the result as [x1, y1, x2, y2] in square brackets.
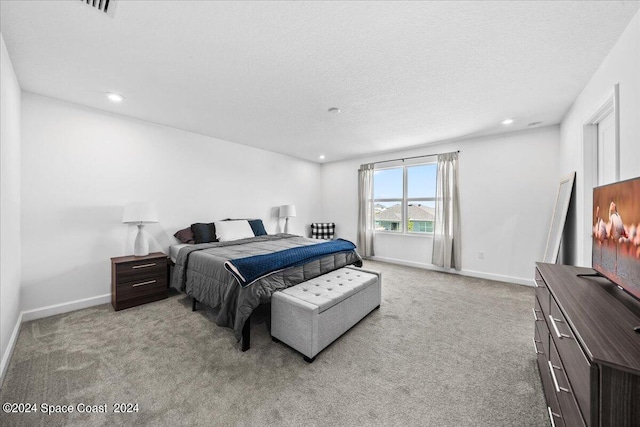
[133, 224, 149, 256]
[284, 217, 290, 234]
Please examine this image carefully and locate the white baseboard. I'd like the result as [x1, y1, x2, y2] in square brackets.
[0, 311, 23, 389]
[458, 268, 534, 287]
[369, 256, 534, 287]
[368, 256, 431, 271]
[21, 293, 111, 322]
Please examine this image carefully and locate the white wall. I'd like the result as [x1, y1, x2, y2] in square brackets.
[560, 11, 640, 267]
[321, 126, 560, 285]
[20, 93, 322, 312]
[0, 34, 22, 383]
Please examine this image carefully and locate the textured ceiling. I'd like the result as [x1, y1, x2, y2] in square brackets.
[1, 1, 638, 163]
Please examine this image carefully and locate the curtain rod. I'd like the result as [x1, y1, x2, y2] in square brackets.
[372, 150, 460, 166]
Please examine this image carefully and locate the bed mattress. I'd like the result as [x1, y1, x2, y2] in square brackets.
[170, 243, 190, 263]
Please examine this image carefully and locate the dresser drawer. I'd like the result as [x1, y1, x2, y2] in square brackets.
[536, 325, 564, 427]
[534, 269, 550, 314]
[548, 296, 592, 423]
[549, 340, 586, 427]
[534, 297, 550, 356]
[538, 366, 565, 427]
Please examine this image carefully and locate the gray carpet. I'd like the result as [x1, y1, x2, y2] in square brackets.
[0, 261, 548, 426]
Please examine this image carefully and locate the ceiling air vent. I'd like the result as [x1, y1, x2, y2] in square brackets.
[80, 0, 117, 18]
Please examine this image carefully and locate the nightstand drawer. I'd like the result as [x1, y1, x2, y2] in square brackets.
[115, 259, 167, 282]
[116, 270, 167, 288]
[116, 277, 167, 300]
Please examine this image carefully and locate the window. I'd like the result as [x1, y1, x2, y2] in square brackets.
[373, 162, 437, 234]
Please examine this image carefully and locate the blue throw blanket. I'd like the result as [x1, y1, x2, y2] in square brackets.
[224, 239, 357, 287]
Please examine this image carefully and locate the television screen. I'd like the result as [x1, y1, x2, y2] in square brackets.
[592, 176, 640, 300]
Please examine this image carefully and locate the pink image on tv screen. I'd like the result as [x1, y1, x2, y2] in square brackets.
[592, 176, 640, 300]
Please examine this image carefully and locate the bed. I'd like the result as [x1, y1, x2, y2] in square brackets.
[171, 233, 362, 350]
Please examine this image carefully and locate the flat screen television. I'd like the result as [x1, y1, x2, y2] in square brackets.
[592, 176, 640, 300]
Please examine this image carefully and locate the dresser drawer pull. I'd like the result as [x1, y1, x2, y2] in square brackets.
[548, 315, 571, 339]
[532, 307, 543, 321]
[132, 280, 156, 287]
[548, 361, 570, 393]
[132, 263, 156, 269]
[532, 337, 543, 355]
[547, 406, 561, 427]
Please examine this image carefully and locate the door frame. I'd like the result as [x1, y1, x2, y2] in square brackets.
[581, 83, 620, 266]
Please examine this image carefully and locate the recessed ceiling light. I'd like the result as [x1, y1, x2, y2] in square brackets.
[319, 155, 325, 160]
[501, 118, 514, 125]
[328, 107, 341, 114]
[106, 92, 124, 103]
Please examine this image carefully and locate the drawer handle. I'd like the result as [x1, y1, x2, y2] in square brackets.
[132, 263, 156, 269]
[547, 361, 570, 393]
[132, 280, 156, 287]
[548, 315, 571, 339]
[532, 307, 543, 321]
[532, 337, 543, 355]
[547, 406, 561, 427]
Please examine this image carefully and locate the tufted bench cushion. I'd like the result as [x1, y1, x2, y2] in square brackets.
[271, 266, 381, 362]
[280, 268, 375, 312]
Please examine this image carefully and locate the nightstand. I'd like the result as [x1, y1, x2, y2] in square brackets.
[111, 252, 169, 311]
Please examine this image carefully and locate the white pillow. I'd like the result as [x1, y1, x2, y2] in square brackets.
[214, 220, 255, 242]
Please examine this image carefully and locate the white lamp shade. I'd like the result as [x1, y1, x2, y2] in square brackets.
[122, 202, 159, 224]
[279, 204, 297, 218]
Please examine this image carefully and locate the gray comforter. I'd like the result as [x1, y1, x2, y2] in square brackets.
[172, 234, 362, 340]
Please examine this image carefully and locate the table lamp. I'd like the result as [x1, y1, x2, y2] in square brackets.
[122, 202, 158, 256]
[279, 204, 296, 234]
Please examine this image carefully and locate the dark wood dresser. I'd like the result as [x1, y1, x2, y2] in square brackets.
[111, 252, 169, 311]
[534, 263, 640, 427]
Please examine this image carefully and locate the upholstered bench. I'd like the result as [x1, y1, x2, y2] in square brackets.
[271, 266, 381, 362]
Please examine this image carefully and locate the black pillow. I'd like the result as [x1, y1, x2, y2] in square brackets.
[248, 219, 267, 236]
[191, 223, 218, 244]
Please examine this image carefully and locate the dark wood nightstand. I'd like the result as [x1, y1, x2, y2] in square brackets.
[111, 252, 169, 311]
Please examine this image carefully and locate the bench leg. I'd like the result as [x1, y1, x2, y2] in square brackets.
[304, 355, 316, 363]
[241, 315, 251, 352]
[192, 298, 197, 312]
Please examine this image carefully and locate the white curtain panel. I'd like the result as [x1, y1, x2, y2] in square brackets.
[357, 163, 375, 257]
[432, 152, 461, 270]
